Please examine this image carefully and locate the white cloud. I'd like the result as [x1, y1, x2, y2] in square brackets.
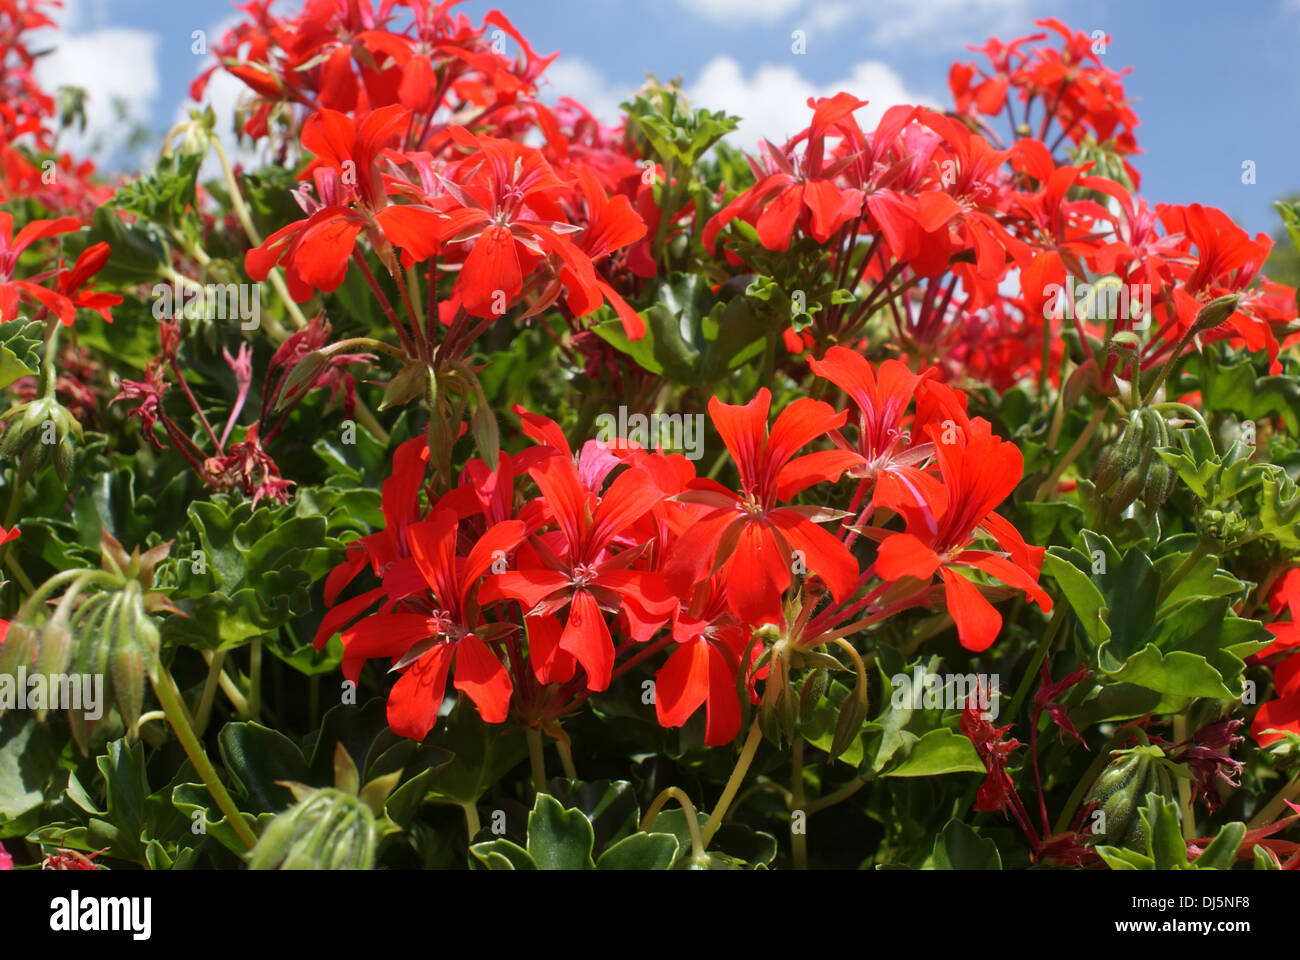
[686, 55, 933, 151]
[539, 57, 632, 126]
[34, 25, 161, 160]
[860, 0, 1039, 47]
[800, 1, 854, 37]
[677, 0, 804, 26]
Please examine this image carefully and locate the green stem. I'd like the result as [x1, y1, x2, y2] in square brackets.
[1248, 771, 1300, 829]
[1004, 604, 1066, 724]
[13, 569, 116, 624]
[555, 736, 578, 780]
[248, 638, 262, 721]
[462, 802, 481, 843]
[642, 787, 705, 862]
[790, 736, 807, 870]
[194, 650, 226, 737]
[700, 717, 763, 848]
[4, 553, 36, 595]
[805, 776, 867, 815]
[1156, 543, 1210, 607]
[760, 327, 778, 394]
[1173, 714, 1195, 842]
[1034, 404, 1107, 501]
[525, 725, 546, 799]
[211, 135, 307, 332]
[150, 669, 257, 850]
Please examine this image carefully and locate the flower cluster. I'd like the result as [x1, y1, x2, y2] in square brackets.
[2, 0, 1299, 873]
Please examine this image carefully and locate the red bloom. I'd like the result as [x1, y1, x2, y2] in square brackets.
[339, 509, 527, 738]
[808, 346, 950, 517]
[1252, 653, 1300, 748]
[663, 388, 862, 625]
[655, 572, 753, 745]
[431, 128, 641, 326]
[56, 241, 121, 325]
[703, 92, 867, 253]
[479, 452, 676, 691]
[244, 106, 440, 300]
[875, 417, 1050, 652]
[0, 212, 81, 323]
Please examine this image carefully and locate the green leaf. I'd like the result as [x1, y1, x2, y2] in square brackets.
[80, 204, 169, 284]
[0, 318, 43, 390]
[1193, 821, 1246, 870]
[1253, 844, 1280, 870]
[883, 728, 985, 777]
[470, 838, 537, 870]
[542, 778, 640, 853]
[423, 703, 528, 805]
[217, 721, 309, 814]
[0, 714, 58, 831]
[932, 818, 1001, 869]
[171, 782, 265, 858]
[595, 832, 679, 870]
[165, 495, 342, 651]
[93, 739, 151, 864]
[1139, 793, 1187, 870]
[1192, 349, 1300, 433]
[525, 794, 596, 870]
[1095, 845, 1155, 870]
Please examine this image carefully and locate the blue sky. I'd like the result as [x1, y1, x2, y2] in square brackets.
[37, 0, 1300, 238]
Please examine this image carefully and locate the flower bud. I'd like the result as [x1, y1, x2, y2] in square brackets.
[1196, 507, 1250, 552]
[1189, 294, 1241, 336]
[249, 788, 379, 870]
[1086, 743, 1177, 851]
[0, 397, 82, 485]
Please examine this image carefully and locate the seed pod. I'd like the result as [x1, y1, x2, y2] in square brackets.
[1141, 458, 1176, 512]
[1093, 410, 1146, 496]
[33, 620, 74, 678]
[758, 653, 795, 747]
[1086, 744, 1176, 851]
[0, 397, 82, 485]
[1104, 468, 1146, 525]
[249, 788, 378, 870]
[798, 668, 829, 722]
[0, 625, 38, 714]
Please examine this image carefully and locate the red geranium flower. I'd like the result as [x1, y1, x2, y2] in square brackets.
[663, 388, 862, 625]
[339, 509, 527, 738]
[875, 417, 1051, 652]
[479, 452, 677, 691]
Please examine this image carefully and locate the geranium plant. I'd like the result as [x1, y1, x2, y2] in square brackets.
[0, 0, 1298, 873]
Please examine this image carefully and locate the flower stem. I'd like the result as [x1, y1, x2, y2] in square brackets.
[150, 669, 257, 850]
[700, 717, 763, 848]
[1173, 714, 1195, 841]
[642, 787, 705, 862]
[1248, 772, 1300, 829]
[525, 725, 546, 799]
[210, 135, 307, 331]
[194, 650, 226, 737]
[790, 735, 807, 869]
[1034, 404, 1106, 501]
[462, 802, 481, 843]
